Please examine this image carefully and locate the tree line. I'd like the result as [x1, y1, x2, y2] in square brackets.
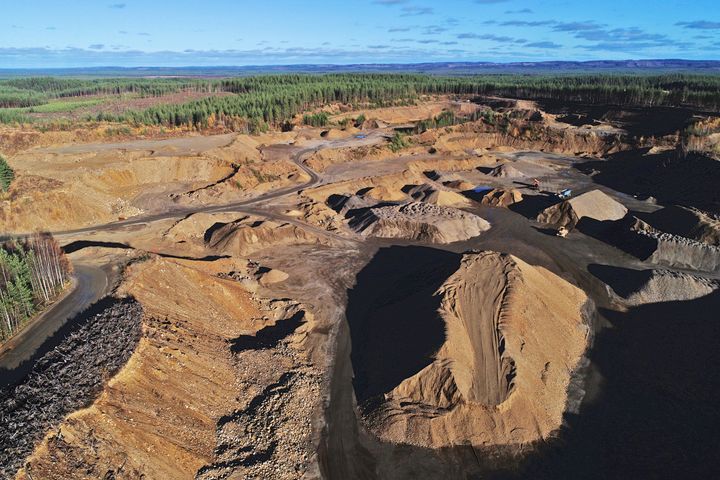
[0, 77, 215, 106]
[1, 73, 719, 127]
[0, 234, 72, 343]
[109, 74, 720, 130]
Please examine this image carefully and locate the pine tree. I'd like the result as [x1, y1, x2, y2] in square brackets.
[0, 155, 13, 192]
[0, 234, 71, 342]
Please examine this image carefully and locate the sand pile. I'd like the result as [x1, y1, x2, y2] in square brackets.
[408, 184, 471, 207]
[597, 267, 719, 306]
[350, 202, 490, 244]
[362, 185, 407, 202]
[444, 179, 475, 191]
[481, 188, 523, 208]
[258, 268, 290, 286]
[537, 189, 628, 228]
[205, 216, 325, 256]
[622, 217, 720, 272]
[362, 252, 590, 448]
[645, 205, 720, 246]
[321, 128, 352, 140]
[164, 212, 243, 243]
[489, 163, 524, 178]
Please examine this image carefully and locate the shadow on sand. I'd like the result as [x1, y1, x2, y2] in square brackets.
[346, 246, 460, 406]
[342, 258, 720, 479]
[491, 287, 720, 480]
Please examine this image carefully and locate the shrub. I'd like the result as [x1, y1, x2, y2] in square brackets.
[302, 112, 330, 127]
[388, 132, 409, 153]
[354, 114, 366, 127]
[0, 156, 14, 192]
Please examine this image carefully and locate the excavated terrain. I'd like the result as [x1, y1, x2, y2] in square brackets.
[3, 97, 719, 480]
[15, 257, 321, 480]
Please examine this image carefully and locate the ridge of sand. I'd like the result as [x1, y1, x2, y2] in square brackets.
[408, 184, 472, 207]
[601, 268, 719, 306]
[646, 205, 720, 246]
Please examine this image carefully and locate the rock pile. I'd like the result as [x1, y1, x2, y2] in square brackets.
[615, 217, 720, 272]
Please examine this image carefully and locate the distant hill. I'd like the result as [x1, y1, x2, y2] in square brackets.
[0, 60, 719, 78]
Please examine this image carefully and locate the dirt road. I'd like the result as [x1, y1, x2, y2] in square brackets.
[0, 264, 110, 386]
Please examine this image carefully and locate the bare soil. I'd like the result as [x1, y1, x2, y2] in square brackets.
[3, 98, 719, 480]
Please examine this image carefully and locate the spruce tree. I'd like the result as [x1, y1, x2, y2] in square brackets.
[0, 155, 13, 192]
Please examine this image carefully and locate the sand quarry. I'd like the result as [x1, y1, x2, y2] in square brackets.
[2, 98, 720, 480]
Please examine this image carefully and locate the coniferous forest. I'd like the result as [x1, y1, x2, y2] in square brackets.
[0, 74, 719, 130]
[0, 234, 72, 343]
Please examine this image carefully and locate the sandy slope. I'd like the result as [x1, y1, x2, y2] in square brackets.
[17, 258, 264, 479]
[364, 252, 590, 448]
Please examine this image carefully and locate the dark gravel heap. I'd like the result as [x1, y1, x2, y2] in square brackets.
[0, 297, 143, 478]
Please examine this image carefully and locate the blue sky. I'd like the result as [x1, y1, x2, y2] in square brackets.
[1, 0, 719, 67]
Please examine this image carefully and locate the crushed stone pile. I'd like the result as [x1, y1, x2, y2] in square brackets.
[593, 264, 719, 306]
[613, 217, 720, 273]
[326, 193, 375, 216]
[619, 269, 718, 306]
[350, 202, 490, 244]
[205, 216, 324, 256]
[537, 189, 628, 228]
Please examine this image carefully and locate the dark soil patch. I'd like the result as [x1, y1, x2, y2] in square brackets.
[63, 240, 131, 254]
[556, 114, 600, 127]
